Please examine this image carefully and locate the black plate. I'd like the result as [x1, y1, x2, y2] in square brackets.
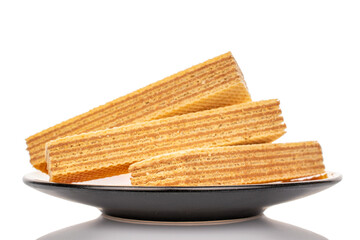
[23, 171, 341, 221]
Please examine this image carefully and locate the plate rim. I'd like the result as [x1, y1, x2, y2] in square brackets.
[23, 171, 342, 192]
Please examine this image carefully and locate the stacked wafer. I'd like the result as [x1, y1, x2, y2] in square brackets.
[129, 142, 325, 186]
[27, 52, 327, 185]
[45, 99, 286, 183]
[26, 52, 251, 173]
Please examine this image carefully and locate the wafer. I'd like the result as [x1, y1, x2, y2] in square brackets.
[129, 141, 325, 186]
[46, 99, 286, 183]
[26, 52, 251, 173]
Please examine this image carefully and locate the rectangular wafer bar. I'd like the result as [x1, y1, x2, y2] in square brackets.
[46, 99, 286, 183]
[129, 142, 325, 186]
[26, 52, 251, 173]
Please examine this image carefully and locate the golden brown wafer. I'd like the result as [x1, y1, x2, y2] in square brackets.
[129, 142, 325, 186]
[46, 99, 286, 183]
[26, 52, 251, 173]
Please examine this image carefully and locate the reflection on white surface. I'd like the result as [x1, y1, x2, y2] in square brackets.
[38, 214, 327, 240]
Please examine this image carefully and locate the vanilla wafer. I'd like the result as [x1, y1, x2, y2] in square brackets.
[129, 141, 325, 186]
[26, 52, 251, 173]
[46, 99, 286, 183]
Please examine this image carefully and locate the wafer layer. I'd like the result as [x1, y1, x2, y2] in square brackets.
[26, 52, 251, 173]
[129, 142, 325, 186]
[46, 99, 286, 183]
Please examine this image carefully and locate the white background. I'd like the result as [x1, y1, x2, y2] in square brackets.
[1, 0, 359, 239]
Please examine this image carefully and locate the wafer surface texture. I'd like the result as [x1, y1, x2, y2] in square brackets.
[26, 52, 251, 173]
[129, 141, 325, 186]
[46, 99, 286, 183]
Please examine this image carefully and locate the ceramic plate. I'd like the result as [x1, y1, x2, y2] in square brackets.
[23, 171, 341, 221]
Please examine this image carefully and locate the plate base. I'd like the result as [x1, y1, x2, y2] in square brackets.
[102, 213, 262, 225]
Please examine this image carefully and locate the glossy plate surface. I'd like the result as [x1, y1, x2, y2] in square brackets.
[23, 171, 341, 221]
